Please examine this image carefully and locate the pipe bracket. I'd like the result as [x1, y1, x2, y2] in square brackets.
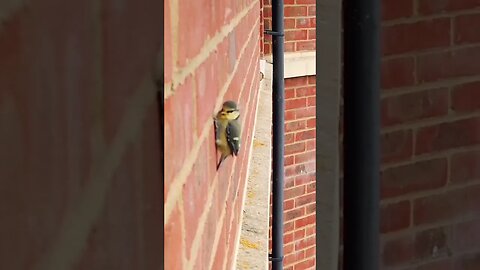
[264, 30, 284, 36]
[268, 254, 284, 262]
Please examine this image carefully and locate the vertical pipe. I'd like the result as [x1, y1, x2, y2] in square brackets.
[270, 0, 285, 268]
[343, 0, 381, 268]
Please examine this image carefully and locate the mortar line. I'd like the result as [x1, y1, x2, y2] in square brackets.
[164, 18, 260, 222]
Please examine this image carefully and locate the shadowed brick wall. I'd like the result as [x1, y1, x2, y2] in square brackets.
[378, 0, 480, 269]
[164, 0, 261, 269]
[0, 1, 163, 269]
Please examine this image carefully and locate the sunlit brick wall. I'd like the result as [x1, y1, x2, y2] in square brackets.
[164, 0, 262, 269]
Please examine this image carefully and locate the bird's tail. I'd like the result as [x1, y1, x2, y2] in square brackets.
[216, 155, 228, 170]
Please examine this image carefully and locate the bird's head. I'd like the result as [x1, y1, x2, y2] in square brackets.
[217, 100, 240, 120]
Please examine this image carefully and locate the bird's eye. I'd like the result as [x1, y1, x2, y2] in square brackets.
[226, 110, 234, 113]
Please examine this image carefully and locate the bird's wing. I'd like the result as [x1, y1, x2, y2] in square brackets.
[226, 121, 241, 156]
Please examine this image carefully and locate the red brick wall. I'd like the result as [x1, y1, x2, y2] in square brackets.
[379, 0, 480, 269]
[282, 76, 317, 270]
[263, 0, 316, 54]
[164, 0, 261, 269]
[0, 1, 163, 269]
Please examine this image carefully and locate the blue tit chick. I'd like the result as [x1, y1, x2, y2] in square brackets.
[214, 100, 241, 170]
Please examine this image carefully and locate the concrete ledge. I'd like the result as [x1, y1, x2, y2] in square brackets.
[264, 51, 316, 79]
[236, 64, 273, 270]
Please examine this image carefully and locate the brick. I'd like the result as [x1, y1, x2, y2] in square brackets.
[381, 130, 413, 164]
[295, 18, 314, 28]
[165, 205, 184, 270]
[380, 201, 411, 233]
[285, 175, 296, 187]
[295, 235, 315, 250]
[382, 18, 450, 56]
[308, 5, 315, 16]
[285, 28, 308, 41]
[382, 235, 414, 267]
[285, 142, 306, 155]
[294, 151, 315, 164]
[286, 133, 295, 144]
[290, 162, 315, 176]
[286, 110, 296, 121]
[286, 77, 308, 89]
[295, 193, 315, 207]
[305, 225, 315, 236]
[305, 203, 316, 214]
[285, 185, 306, 200]
[296, 0, 315, 4]
[418, 0, 480, 15]
[294, 257, 315, 269]
[381, 88, 448, 126]
[453, 252, 480, 270]
[285, 208, 306, 221]
[285, 6, 308, 17]
[295, 130, 315, 141]
[455, 13, 480, 45]
[453, 219, 480, 253]
[285, 250, 306, 266]
[381, 158, 447, 198]
[285, 42, 296, 52]
[286, 120, 307, 133]
[295, 229, 306, 239]
[295, 214, 316, 229]
[414, 226, 452, 260]
[417, 46, 480, 83]
[415, 117, 480, 155]
[306, 118, 315, 128]
[285, 155, 295, 166]
[178, 0, 212, 67]
[305, 246, 315, 258]
[382, 0, 413, 20]
[306, 97, 315, 107]
[307, 76, 316, 85]
[308, 29, 315, 39]
[296, 86, 315, 97]
[295, 107, 315, 119]
[451, 81, 480, 113]
[295, 173, 315, 186]
[413, 185, 480, 225]
[285, 199, 295, 211]
[286, 98, 307, 110]
[450, 150, 480, 184]
[306, 139, 315, 150]
[285, 18, 296, 29]
[381, 57, 415, 90]
[285, 222, 295, 233]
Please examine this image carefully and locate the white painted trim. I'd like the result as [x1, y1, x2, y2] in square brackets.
[264, 51, 316, 79]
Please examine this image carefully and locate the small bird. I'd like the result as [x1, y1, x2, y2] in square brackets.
[214, 101, 242, 170]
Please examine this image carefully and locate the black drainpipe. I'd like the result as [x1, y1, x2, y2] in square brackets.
[264, 0, 285, 268]
[343, 0, 381, 269]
